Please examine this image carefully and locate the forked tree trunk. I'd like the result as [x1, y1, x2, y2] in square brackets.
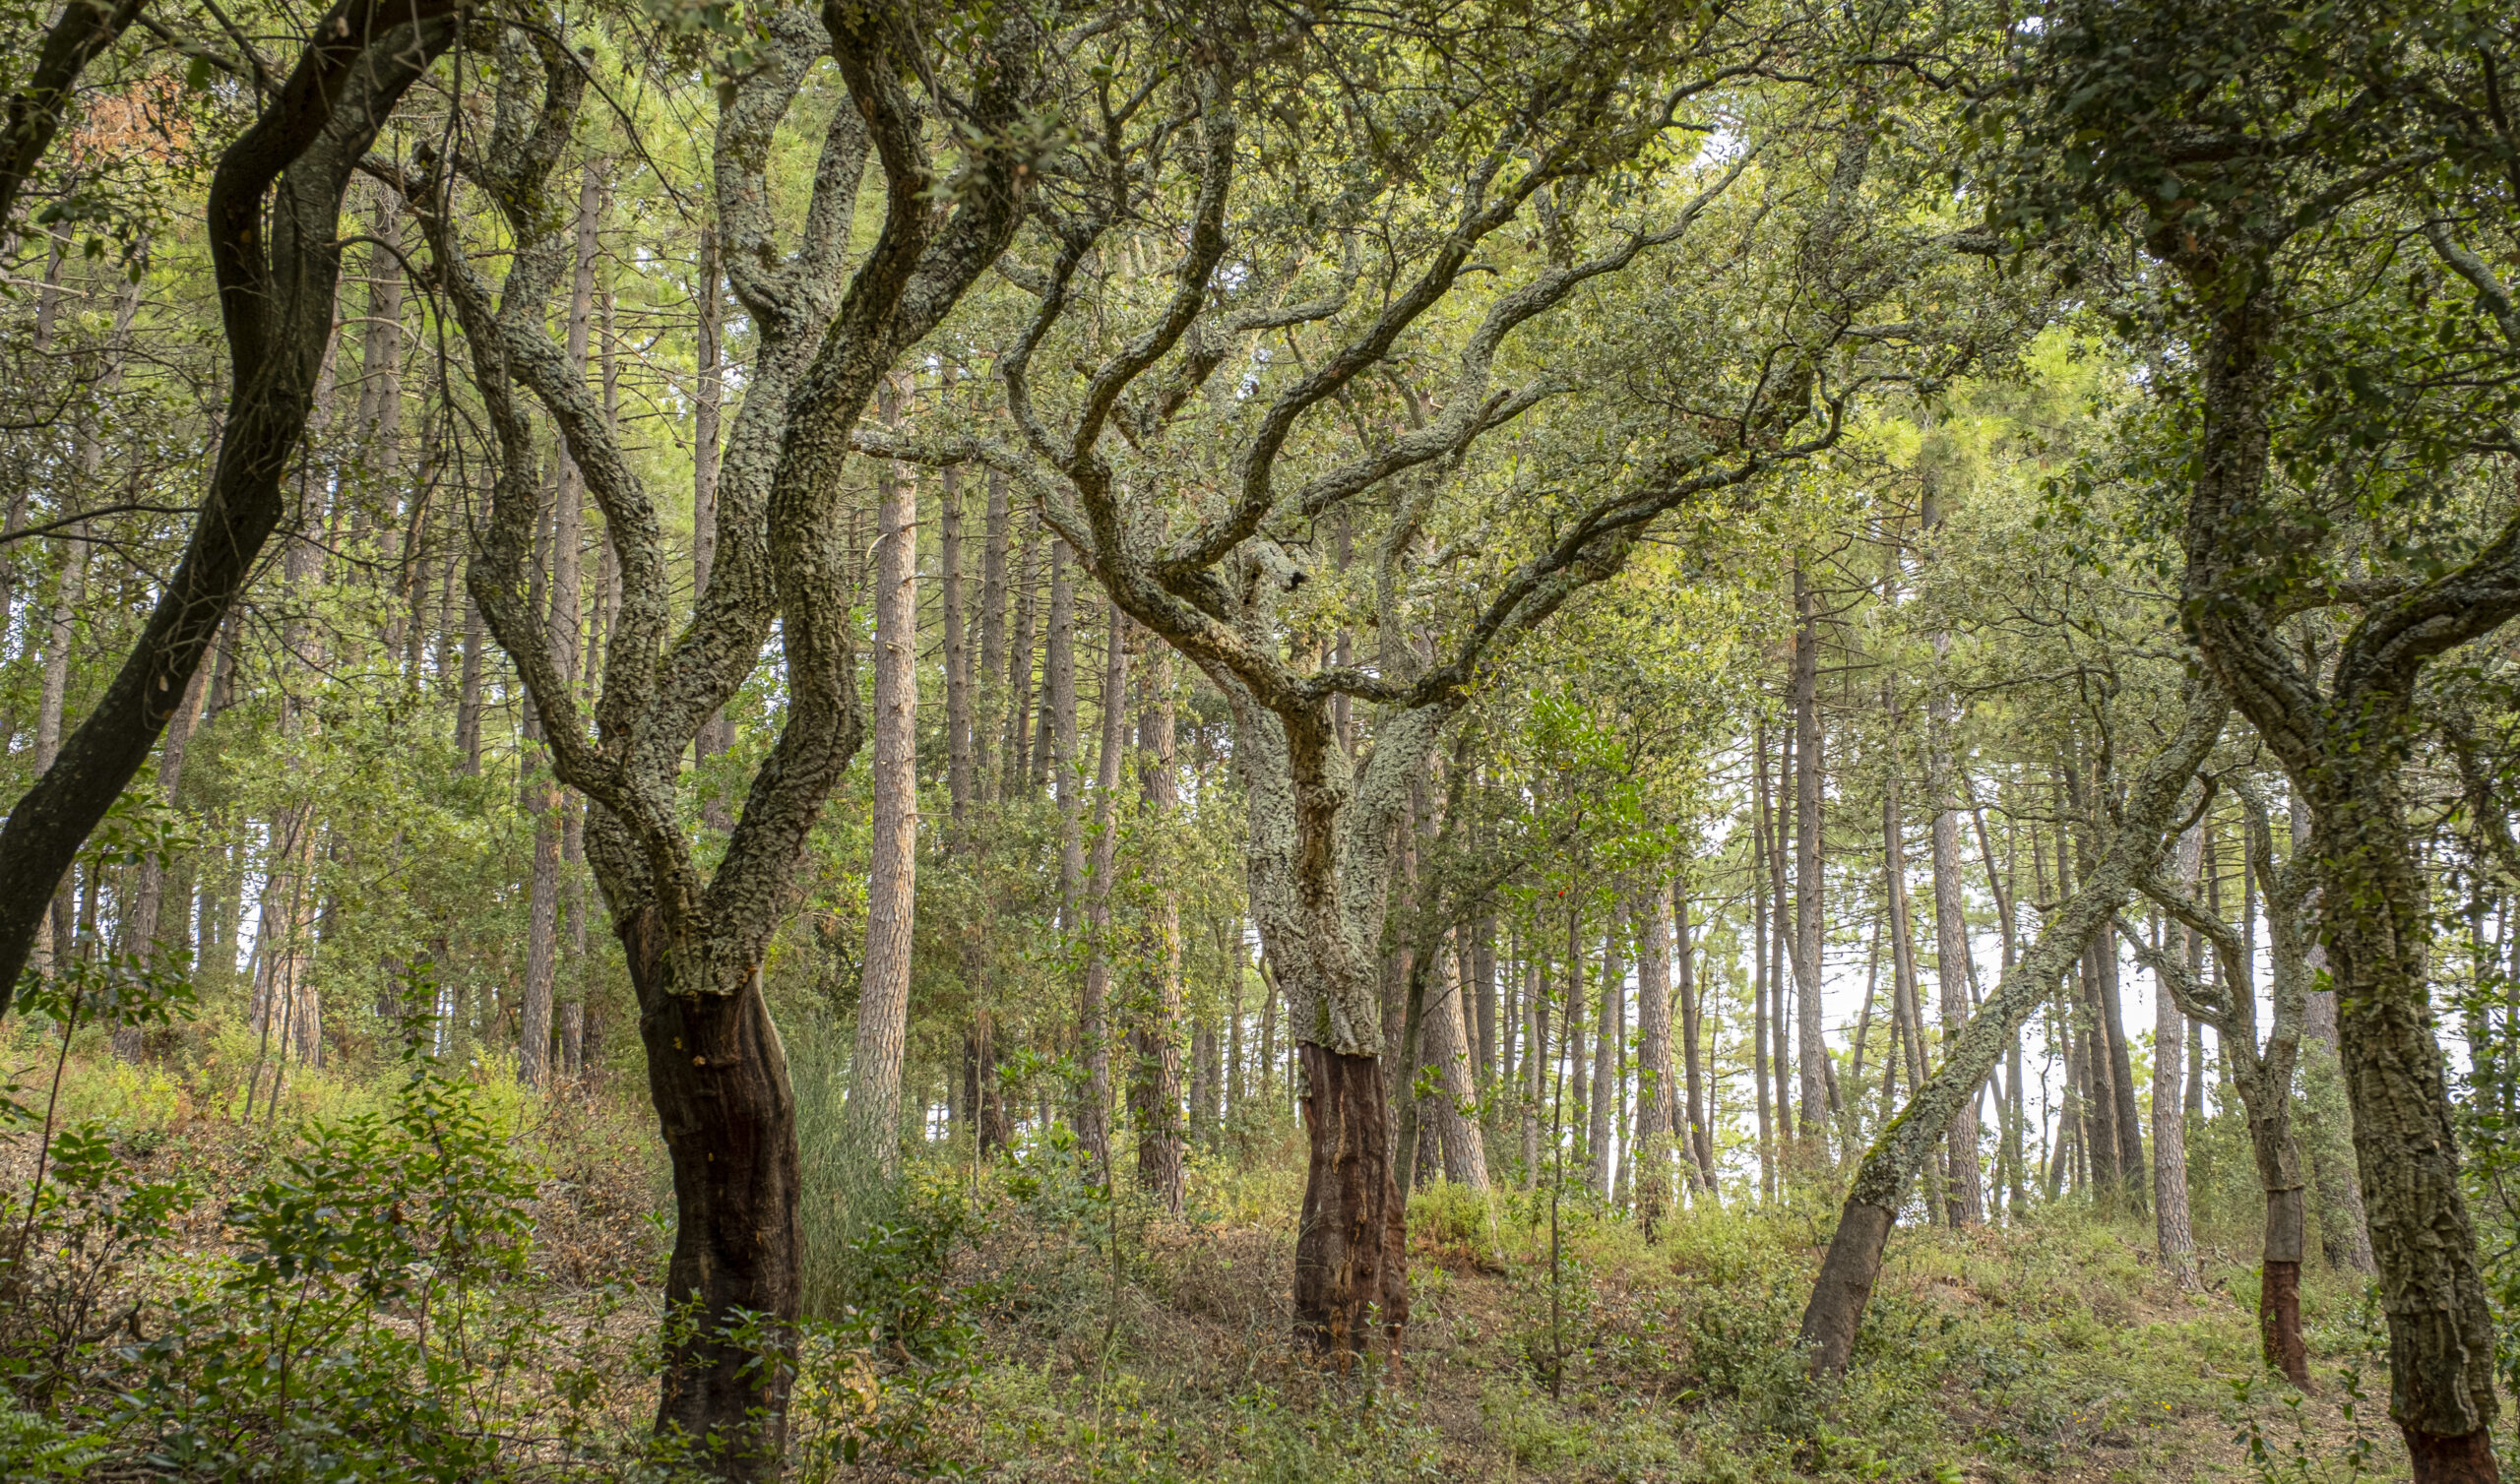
[1228, 692, 1442, 1358]
[1800, 688, 2225, 1374]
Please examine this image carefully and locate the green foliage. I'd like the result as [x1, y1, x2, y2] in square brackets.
[0, 1054, 653, 1481]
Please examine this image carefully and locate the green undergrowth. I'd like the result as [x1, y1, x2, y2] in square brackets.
[0, 1034, 2418, 1480]
[903, 1131, 2406, 1484]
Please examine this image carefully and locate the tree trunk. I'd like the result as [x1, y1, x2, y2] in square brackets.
[623, 915, 799, 1477]
[2300, 982, 2376, 1271]
[2096, 916, 2146, 1202]
[1565, 907, 1589, 1177]
[115, 663, 210, 1059]
[1751, 717, 1775, 1198]
[1523, 956, 1544, 1189]
[1794, 567, 1826, 1139]
[1046, 542, 1102, 1164]
[1635, 887, 1676, 1231]
[1130, 634, 1185, 1210]
[457, 592, 486, 774]
[32, 522, 88, 968]
[1799, 687, 2225, 1375]
[692, 221, 732, 785]
[974, 469, 1009, 800]
[1426, 938, 1488, 1189]
[850, 393, 918, 1170]
[1080, 598, 1124, 1176]
[1675, 884, 1713, 1190]
[1473, 916, 1498, 1102]
[521, 167, 599, 1089]
[941, 462, 971, 834]
[1931, 791, 1979, 1222]
[1588, 906, 1621, 1196]
[1001, 524, 1036, 796]
[1039, 537, 1072, 798]
[1887, 745, 1936, 1217]
[1296, 1043, 1406, 1359]
[2153, 842, 2200, 1287]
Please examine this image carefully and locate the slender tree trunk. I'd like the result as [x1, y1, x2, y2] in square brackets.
[1001, 524, 1037, 796]
[1131, 635, 1185, 1209]
[1080, 599, 1123, 1177]
[2153, 835, 2201, 1287]
[974, 470, 1009, 800]
[691, 221, 733, 790]
[1038, 538, 1071, 797]
[1931, 783, 1979, 1222]
[1474, 917, 1498, 1102]
[1635, 888, 1676, 1231]
[1794, 568, 1826, 1139]
[32, 523, 89, 969]
[1886, 759, 1930, 1125]
[851, 392, 918, 1170]
[1675, 884, 1713, 1191]
[1752, 719, 1775, 1198]
[1427, 936, 1488, 1189]
[2300, 981, 2375, 1271]
[1588, 906, 1621, 1195]
[941, 464, 971, 835]
[2292, 773, 2375, 1272]
[1046, 541, 1101, 1164]
[1523, 953, 1544, 1189]
[1565, 904, 1589, 1177]
[2097, 918, 2146, 1203]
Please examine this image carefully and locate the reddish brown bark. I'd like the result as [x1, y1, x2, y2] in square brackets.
[2406, 1429, 2500, 1484]
[2260, 1260, 2309, 1389]
[623, 909, 801, 1480]
[1294, 1044, 1406, 1363]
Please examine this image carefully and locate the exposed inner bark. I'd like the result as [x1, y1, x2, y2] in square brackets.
[1295, 1043, 1407, 1361]
[2261, 1256, 2308, 1390]
[624, 910, 801, 1476]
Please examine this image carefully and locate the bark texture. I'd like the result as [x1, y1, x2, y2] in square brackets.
[851, 382, 918, 1169]
[1634, 888, 1677, 1231]
[1296, 1044, 1408, 1357]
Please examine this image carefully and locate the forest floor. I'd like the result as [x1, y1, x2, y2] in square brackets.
[913, 1129, 2403, 1484]
[1, 1033, 2413, 1483]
